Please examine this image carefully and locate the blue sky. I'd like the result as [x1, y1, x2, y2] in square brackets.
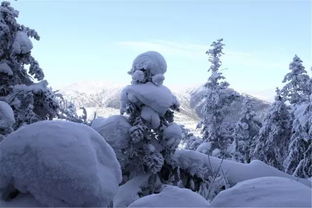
[11, 0, 311, 100]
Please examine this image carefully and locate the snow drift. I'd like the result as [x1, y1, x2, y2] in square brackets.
[128, 185, 211, 207]
[212, 176, 312, 207]
[0, 120, 122, 207]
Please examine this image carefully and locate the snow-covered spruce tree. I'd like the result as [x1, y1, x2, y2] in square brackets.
[281, 55, 311, 104]
[120, 51, 183, 191]
[0, 2, 85, 129]
[0, 1, 60, 129]
[284, 93, 312, 178]
[231, 97, 261, 163]
[199, 39, 239, 158]
[253, 88, 292, 171]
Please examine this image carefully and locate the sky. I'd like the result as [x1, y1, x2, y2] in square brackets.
[11, 0, 312, 101]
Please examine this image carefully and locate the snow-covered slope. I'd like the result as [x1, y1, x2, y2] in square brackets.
[59, 81, 270, 135]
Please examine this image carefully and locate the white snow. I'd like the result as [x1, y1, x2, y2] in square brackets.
[91, 115, 131, 169]
[152, 73, 165, 86]
[173, 150, 311, 187]
[196, 142, 211, 154]
[128, 185, 211, 207]
[162, 123, 182, 148]
[130, 51, 167, 76]
[0, 62, 13, 75]
[0, 120, 122, 207]
[121, 82, 179, 116]
[12, 31, 33, 54]
[141, 106, 161, 129]
[0, 101, 15, 130]
[113, 174, 150, 208]
[211, 176, 312, 207]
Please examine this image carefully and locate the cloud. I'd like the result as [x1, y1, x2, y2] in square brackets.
[117, 40, 286, 70]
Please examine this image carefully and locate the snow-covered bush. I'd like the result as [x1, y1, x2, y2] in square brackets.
[0, 120, 122, 207]
[199, 39, 240, 158]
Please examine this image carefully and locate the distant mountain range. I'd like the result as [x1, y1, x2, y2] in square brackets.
[60, 81, 271, 136]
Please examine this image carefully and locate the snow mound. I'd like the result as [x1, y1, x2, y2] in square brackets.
[121, 82, 179, 116]
[0, 120, 122, 207]
[12, 31, 33, 54]
[212, 177, 312, 207]
[91, 115, 131, 169]
[128, 185, 211, 207]
[173, 150, 311, 187]
[0, 101, 15, 130]
[130, 51, 167, 76]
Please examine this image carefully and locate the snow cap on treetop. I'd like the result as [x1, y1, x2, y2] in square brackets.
[130, 51, 167, 76]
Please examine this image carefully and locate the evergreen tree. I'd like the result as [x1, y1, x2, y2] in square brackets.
[284, 94, 312, 178]
[199, 39, 239, 158]
[0, 1, 59, 129]
[281, 55, 311, 104]
[253, 88, 292, 171]
[0, 2, 84, 129]
[231, 97, 261, 163]
[120, 51, 182, 192]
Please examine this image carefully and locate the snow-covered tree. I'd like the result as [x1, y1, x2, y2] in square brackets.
[0, 1, 60, 129]
[199, 39, 239, 158]
[284, 94, 312, 178]
[231, 97, 261, 163]
[120, 51, 182, 191]
[281, 55, 311, 104]
[0, 2, 85, 129]
[253, 88, 292, 171]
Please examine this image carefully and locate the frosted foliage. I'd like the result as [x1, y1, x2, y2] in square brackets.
[0, 120, 122, 207]
[120, 51, 182, 194]
[12, 31, 33, 54]
[128, 185, 211, 207]
[0, 101, 15, 134]
[0, 2, 66, 130]
[284, 97, 312, 178]
[232, 98, 261, 163]
[281, 55, 311, 104]
[254, 90, 292, 171]
[91, 115, 131, 169]
[199, 39, 238, 158]
[211, 177, 311, 207]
